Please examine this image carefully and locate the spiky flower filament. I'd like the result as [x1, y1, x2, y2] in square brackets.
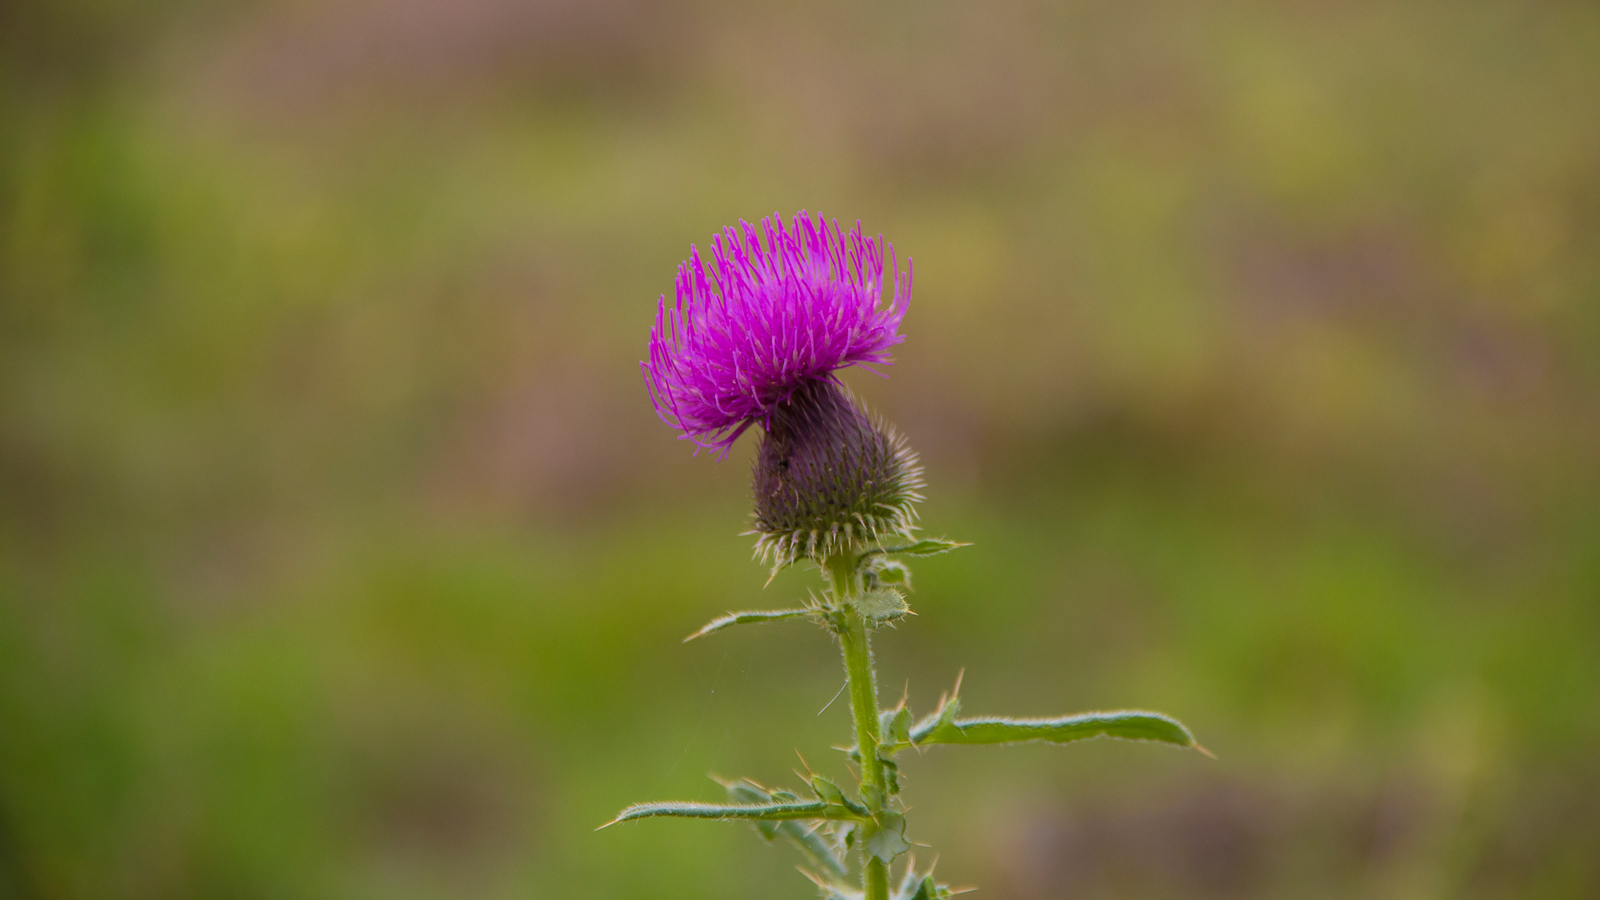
[642, 212, 911, 456]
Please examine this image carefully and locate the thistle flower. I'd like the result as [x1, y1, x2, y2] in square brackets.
[615, 215, 1204, 900]
[642, 211, 912, 456]
[642, 211, 921, 567]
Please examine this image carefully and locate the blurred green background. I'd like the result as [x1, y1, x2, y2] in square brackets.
[3, 1, 1599, 898]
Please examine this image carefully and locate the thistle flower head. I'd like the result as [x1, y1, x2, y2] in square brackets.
[642, 211, 911, 456]
[750, 379, 923, 569]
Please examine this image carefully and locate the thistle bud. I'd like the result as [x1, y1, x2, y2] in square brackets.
[750, 378, 924, 568]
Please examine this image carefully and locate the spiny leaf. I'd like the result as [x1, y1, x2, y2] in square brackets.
[893, 855, 964, 900]
[894, 860, 924, 900]
[723, 778, 850, 878]
[867, 538, 971, 558]
[909, 709, 1204, 752]
[800, 867, 863, 900]
[881, 757, 900, 795]
[778, 820, 848, 878]
[847, 691, 956, 761]
[683, 608, 812, 642]
[878, 702, 915, 760]
[927, 691, 962, 735]
[723, 779, 781, 838]
[809, 775, 871, 818]
[598, 799, 850, 829]
[809, 775, 848, 807]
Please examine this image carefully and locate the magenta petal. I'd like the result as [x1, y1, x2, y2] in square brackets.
[642, 211, 911, 456]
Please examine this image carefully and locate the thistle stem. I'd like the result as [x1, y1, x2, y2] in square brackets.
[829, 551, 891, 900]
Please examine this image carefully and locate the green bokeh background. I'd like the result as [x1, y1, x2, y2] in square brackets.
[3, 1, 1598, 898]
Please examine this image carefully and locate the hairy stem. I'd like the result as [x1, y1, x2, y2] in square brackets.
[829, 551, 891, 900]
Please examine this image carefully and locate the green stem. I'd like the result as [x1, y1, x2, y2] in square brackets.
[828, 552, 891, 900]
[865, 855, 891, 900]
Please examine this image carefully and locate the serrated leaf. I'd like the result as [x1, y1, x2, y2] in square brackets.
[894, 860, 923, 900]
[881, 704, 913, 746]
[893, 855, 963, 900]
[779, 821, 848, 878]
[851, 696, 954, 760]
[852, 588, 910, 622]
[722, 778, 780, 838]
[683, 608, 812, 642]
[599, 799, 843, 829]
[870, 539, 971, 558]
[878, 706, 915, 760]
[866, 813, 911, 865]
[809, 776, 870, 818]
[908, 709, 1202, 751]
[721, 777, 849, 876]
[809, 775, 847, 806]
[800, 867, 863, 900]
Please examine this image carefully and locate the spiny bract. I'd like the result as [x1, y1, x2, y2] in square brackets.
[749, 378, 924, 569]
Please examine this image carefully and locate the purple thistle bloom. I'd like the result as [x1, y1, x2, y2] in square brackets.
[642, 211, 912, 457]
